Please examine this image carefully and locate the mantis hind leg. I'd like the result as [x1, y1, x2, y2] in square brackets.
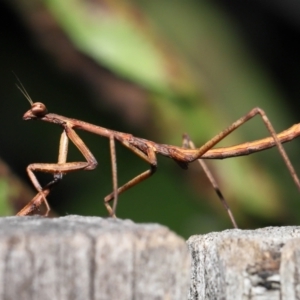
[182, 133, 238, 228]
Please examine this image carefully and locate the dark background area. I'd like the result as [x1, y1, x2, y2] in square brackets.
[214, 0, 300, 109]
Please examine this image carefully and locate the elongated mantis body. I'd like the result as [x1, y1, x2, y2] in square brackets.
[15, 83, 300, 228]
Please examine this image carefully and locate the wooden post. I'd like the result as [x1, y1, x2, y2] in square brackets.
[187, 227, 300, 300]
[0, 215, 190, 300]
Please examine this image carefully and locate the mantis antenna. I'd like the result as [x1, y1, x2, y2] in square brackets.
[13, 73, 34, 105]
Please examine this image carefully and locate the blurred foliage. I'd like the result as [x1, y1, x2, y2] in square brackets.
[1, 0, 300, 238]
[0, 180, 12, 216]
[0, 159, 35, 216]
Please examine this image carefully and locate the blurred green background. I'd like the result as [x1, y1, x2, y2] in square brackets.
[1, 0, 300, 238]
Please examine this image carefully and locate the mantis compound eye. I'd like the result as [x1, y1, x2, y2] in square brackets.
[31, 102, 48, 117]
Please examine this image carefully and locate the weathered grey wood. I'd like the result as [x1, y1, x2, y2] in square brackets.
[187, 226, 300, 300]
[0, 215, 190, 300]
[280, 238, 300, 299]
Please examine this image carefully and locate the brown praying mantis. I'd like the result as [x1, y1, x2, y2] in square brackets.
[15, 81, 300, 228]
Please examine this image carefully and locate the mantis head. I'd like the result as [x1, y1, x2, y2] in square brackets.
[23, 102, 48, 120]
[15, 78, 48, 120]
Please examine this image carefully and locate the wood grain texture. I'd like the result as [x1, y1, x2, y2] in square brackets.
[0, 215, 190, 300]
[187, 227, 300, 300]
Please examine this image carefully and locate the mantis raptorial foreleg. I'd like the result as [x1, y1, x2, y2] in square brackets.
[20, 131, 70, 216]
[18, 128, 98, 216]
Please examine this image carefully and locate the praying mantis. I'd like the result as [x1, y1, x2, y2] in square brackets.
[15, 81, 300, 229]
